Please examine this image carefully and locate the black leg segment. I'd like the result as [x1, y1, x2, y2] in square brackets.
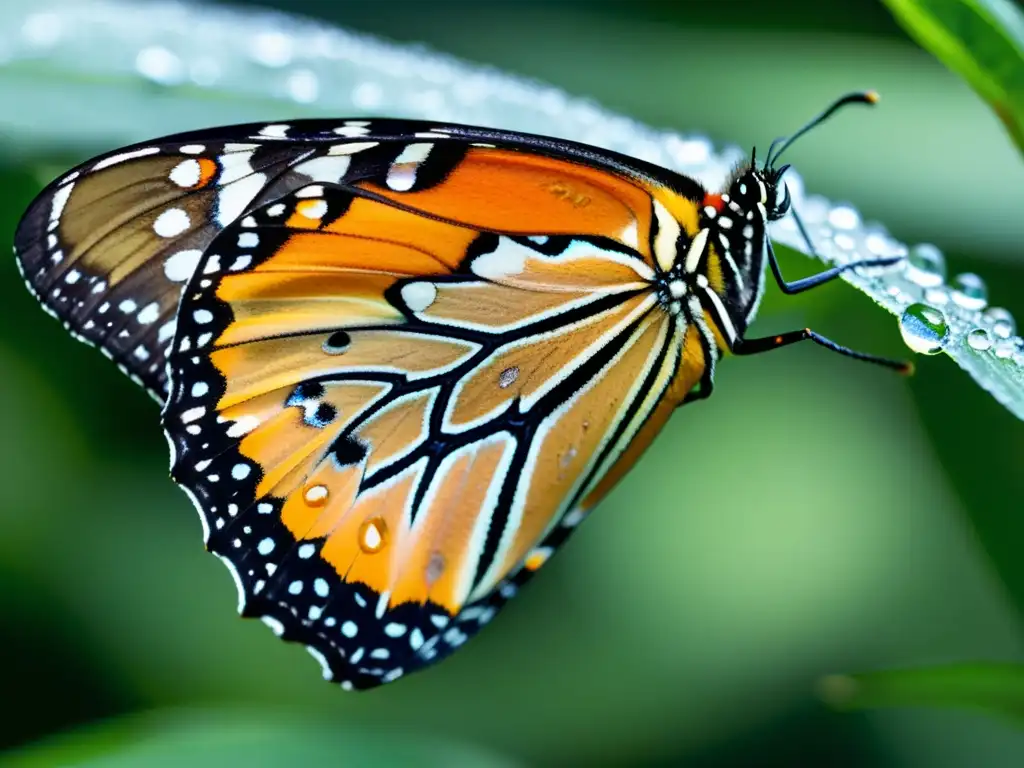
[733, 328, 913, 374]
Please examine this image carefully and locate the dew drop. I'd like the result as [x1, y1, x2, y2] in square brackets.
[304, 484, 329, 506]
[498, 366, 519, 388]
[983, 307, 1016, 339]
[833, 233, 857, 252]
[950, 272, 988, 311]
[994, 340, 1016, 359]
[135, 46, 185, 86]
[967, 328, 992, 351]
[359, 517, 388, 554]
[425, 552, 446, 586]
[905, 243, 946, 288]
[560, 445, 578, 468]
[924, 287, 949, 306]
[827, 204, 860, 230]
[899, 303, 949, 355]
[286, 68, 320, 104]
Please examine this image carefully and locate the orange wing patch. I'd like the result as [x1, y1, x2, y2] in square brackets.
[360, 147, 655, 259]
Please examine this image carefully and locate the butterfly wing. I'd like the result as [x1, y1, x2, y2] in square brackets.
[13, 118, 707, 401]
[161, 136, 713, 689]
[13, 124, 407, 399]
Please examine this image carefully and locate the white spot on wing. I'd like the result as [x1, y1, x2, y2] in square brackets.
[259, 123, 289, 138]
[215, 150, 266, 226]
[137, 302, 160, 325]
[386, 142, 433, 191]
[652, 198, 682, 272]
[164, 249, 203, 282]
[471, 239, 528, 280]
[153, 208, 191, 238]
[169, 158, 203, 188]
[683, 228, 710, 274]
[50, 183, 74, 222]
[328, 141, 379, 156]
[294, 155, 351, 184]
[400, 282, 437, 312]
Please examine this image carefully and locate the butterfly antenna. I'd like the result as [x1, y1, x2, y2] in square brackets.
[766, 91, 879, 168]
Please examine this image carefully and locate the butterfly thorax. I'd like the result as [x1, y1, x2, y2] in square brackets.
[693, 167, 784, 344]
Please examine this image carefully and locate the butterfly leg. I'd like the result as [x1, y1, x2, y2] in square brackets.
[732, 328, 913, 374]
[768, 237, 903, 296]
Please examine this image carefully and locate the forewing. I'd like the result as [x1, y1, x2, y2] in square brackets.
[13, 126, 391, 398]
[14, 118, 705, 401]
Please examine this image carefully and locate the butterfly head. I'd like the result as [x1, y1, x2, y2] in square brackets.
[719, 160, 792, 223]
[699, 91, 878, 335]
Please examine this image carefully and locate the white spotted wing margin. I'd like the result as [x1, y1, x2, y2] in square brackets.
[158, 182, 702, 690]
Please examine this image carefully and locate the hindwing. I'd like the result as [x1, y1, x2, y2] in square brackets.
[163, 179, 706, 689]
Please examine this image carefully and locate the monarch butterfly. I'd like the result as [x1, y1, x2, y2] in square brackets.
[13, 91, 908, 690]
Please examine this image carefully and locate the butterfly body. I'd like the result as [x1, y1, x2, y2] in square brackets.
[14, 100, 898, 690]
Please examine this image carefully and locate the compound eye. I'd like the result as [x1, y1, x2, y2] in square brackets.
[774, 182, 792, 218]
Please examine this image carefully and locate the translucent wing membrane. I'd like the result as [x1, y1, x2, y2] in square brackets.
[159, 125, 709, 688]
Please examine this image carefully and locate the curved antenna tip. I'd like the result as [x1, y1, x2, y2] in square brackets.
[864, 90, 881, 105]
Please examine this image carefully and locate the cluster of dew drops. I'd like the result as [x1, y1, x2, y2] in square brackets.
[896, 243, 1020, 363]
[788, 200, 1023, 371]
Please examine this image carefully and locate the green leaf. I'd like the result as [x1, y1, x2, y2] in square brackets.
[819, 663, 1024, 724]
[880, 0, 1024, 154]
[0, 708, 522, 768]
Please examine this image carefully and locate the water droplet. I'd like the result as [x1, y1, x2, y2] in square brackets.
[828, 204, 860, 230]
[899, 303, 949, 355]
[21, 12, 62, 48]
[303, 484, 329, 506]
[135, 46, 185, 86]
[498, 366, 519, 388]
[352, 81, 384, 110]
[994, 340, 1015, 359]
[983, 307, 1016, 338]
[560, 446, 578, 468]
[905, 243, 946, 288]
[950, 272, 987, 311]
[668, 137, 711, 166]
[833, 233, 857, 251]
[189, 57, 222, 87]
[359, 517, 388, 554]
[863, 225, 903, 258]
[924, 287, 949, 306]
[425, 552, 445, 586]
[286, 68, 320, 103]
[251, 31, 293, 68]
[967, 328, 992, 351]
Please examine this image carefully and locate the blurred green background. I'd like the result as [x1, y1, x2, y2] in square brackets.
[1, 0, 1023, 765]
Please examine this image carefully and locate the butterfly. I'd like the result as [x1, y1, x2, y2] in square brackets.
[13, 92, 908, 690]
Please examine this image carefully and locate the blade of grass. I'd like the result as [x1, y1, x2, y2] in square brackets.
[880, 0, 1024, 154]
[0, 707, 522, 768]
[819, 663, 1024, 725]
